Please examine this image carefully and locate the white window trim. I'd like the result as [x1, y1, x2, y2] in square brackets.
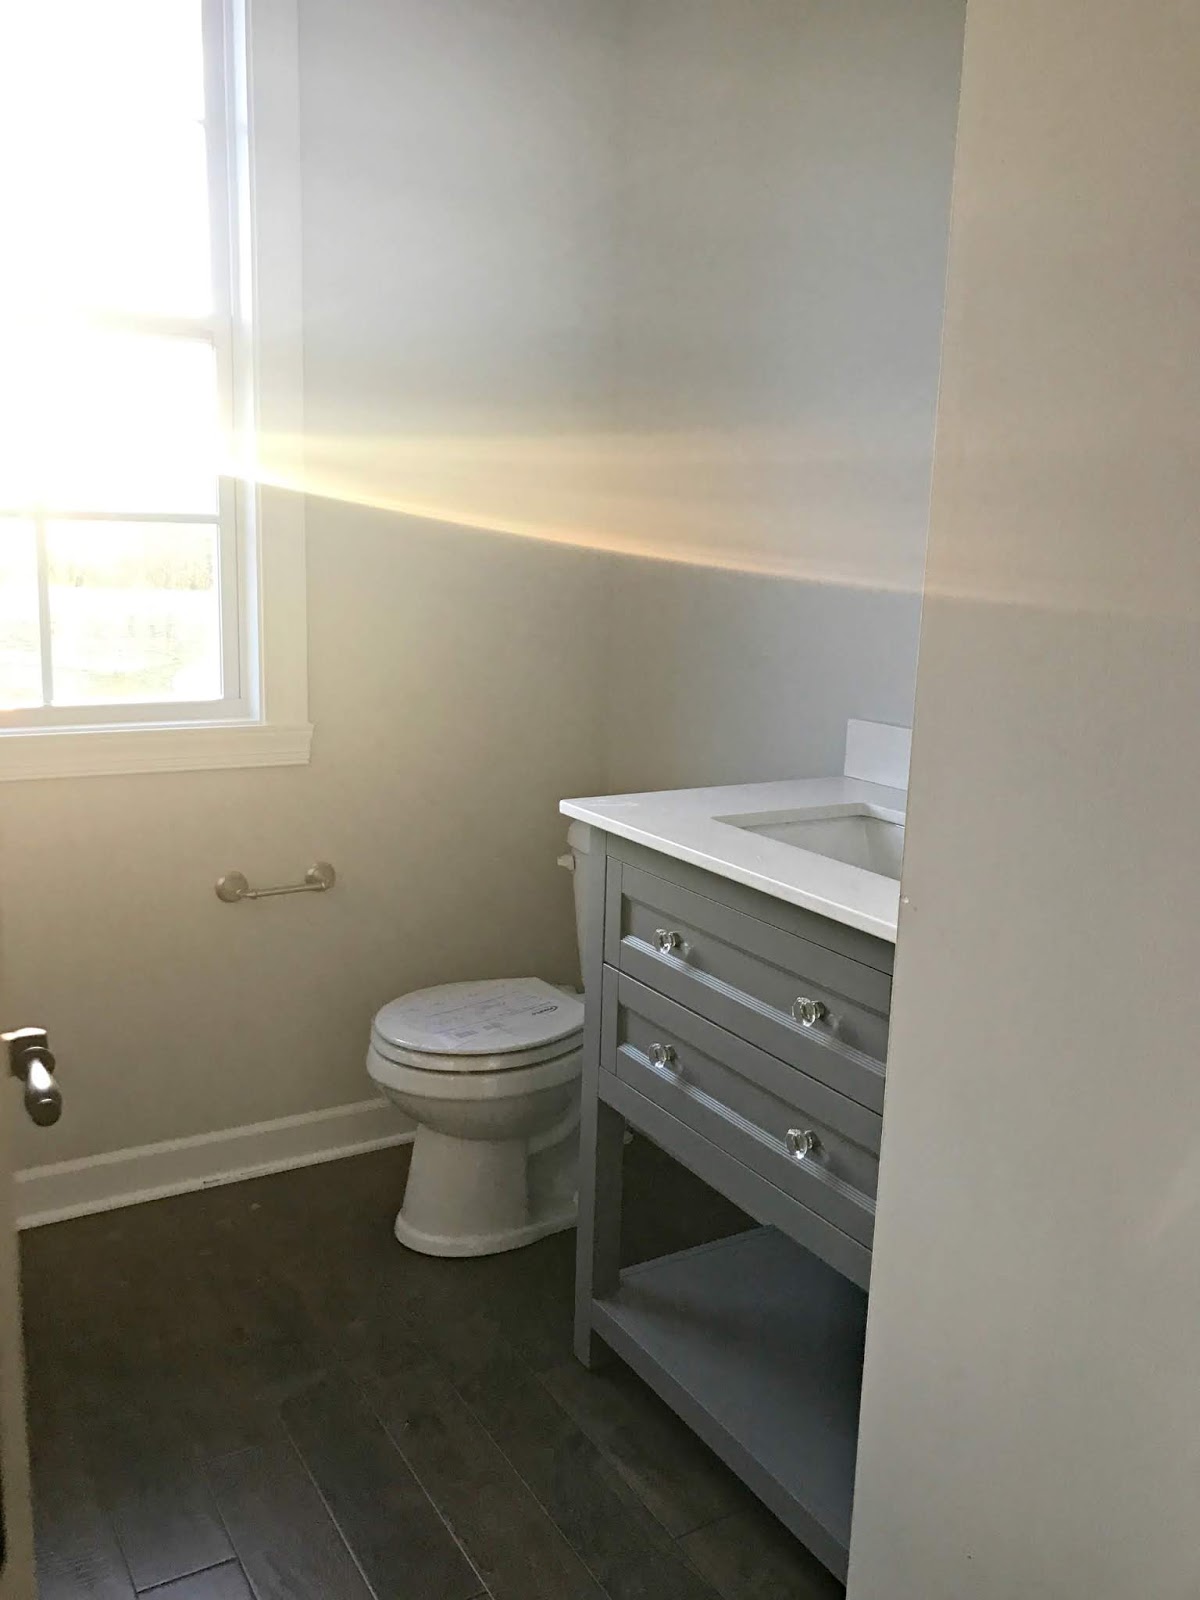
[0, 0, 310, 782]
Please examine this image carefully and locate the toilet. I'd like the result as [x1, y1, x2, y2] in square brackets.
[366, 823, 592, 1257]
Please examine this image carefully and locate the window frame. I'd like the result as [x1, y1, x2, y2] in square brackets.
[0, 0, 310, 780]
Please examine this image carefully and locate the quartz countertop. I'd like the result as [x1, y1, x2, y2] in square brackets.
[561, 774, 905, 942]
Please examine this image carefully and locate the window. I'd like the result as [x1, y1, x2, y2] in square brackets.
[0, 0, 309, 779]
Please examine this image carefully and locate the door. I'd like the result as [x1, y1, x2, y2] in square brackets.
[0, 1028, 64, 1599]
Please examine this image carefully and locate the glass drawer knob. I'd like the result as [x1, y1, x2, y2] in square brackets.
[791, 996, 828, 1028]
[648, 1042, 677, 1070]
[654, 928, 683, 955]
[786, 1128, 820, 1160]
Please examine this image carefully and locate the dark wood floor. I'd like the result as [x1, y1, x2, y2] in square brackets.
[21, 1138, 844, 1600]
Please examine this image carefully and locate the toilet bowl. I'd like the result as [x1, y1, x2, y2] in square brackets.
[367, 823, 594, 1257]
[367, 974, 586, 1256]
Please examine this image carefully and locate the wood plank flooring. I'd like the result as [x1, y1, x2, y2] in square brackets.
[21, 1138, 844, 1599]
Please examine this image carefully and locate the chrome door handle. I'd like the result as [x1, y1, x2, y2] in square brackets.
[653, 928, 683, 955]
[791, 996, 828, 1028]
[3, 1027, 63, 1128]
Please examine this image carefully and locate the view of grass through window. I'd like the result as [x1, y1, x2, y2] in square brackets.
[0, 522, 221, 709]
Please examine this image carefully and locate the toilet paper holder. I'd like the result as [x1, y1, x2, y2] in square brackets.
[215, 861, 336, 903]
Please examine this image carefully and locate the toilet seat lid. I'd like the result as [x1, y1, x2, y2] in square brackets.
[372, 978, 584, 1067]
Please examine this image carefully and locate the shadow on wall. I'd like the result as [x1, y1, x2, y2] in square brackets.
[294, 476, 925, 798]
[601, 556, 922, 793]
[237, 421, 930, 804]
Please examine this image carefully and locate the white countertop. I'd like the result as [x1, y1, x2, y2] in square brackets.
[561, 774, 906, 942]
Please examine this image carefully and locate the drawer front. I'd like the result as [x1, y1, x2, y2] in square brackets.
[606, 860, 889, 1110]
[604, 970, 879, 1249]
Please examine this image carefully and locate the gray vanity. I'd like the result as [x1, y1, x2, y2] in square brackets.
[563, 739, 904, 1582]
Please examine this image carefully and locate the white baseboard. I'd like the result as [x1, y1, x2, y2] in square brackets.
[14, 1098, 415, 1229]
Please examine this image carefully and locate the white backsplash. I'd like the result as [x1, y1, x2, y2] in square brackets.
[843, 720, 911, 790]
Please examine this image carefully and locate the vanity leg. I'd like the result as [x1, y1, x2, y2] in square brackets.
[575, 1094, 624, 1368]
[573, 835, 623, 1367]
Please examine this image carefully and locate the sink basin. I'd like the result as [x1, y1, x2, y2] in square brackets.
[716, 804, 905, 880]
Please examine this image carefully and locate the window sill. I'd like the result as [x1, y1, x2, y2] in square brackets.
[0, 720, 313, 782]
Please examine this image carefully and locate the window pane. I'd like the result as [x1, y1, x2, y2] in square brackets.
[0, 521, 42, 710]
[0, 332, 222, 514]
[47, 522, 222, 706]
[0, 1, 205, 128]
[0, 122, 214, 319]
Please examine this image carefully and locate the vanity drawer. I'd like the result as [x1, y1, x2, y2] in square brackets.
[605, 860, 890, 1110]
[603, 971, 879, 1251]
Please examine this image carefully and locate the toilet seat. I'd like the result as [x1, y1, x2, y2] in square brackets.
[367, 1039, 582, 1100]
[370, 977, 584, 1076]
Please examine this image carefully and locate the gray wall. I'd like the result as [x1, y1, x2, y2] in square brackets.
[601, 0, 964, 791]
[849, 3, 1200, 1594]
[298, 0, 620, 546]
[604, 562, 921, 790]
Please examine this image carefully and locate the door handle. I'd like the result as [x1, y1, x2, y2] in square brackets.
[2, 1027, 62, 1127]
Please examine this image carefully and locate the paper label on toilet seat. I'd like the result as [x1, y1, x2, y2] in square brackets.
[373, 977, 585, 1056]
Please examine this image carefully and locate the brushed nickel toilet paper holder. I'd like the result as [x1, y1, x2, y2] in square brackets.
[215, 861, 336, 903]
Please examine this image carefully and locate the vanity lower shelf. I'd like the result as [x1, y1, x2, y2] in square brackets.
[590, 1226, 867, 1581]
